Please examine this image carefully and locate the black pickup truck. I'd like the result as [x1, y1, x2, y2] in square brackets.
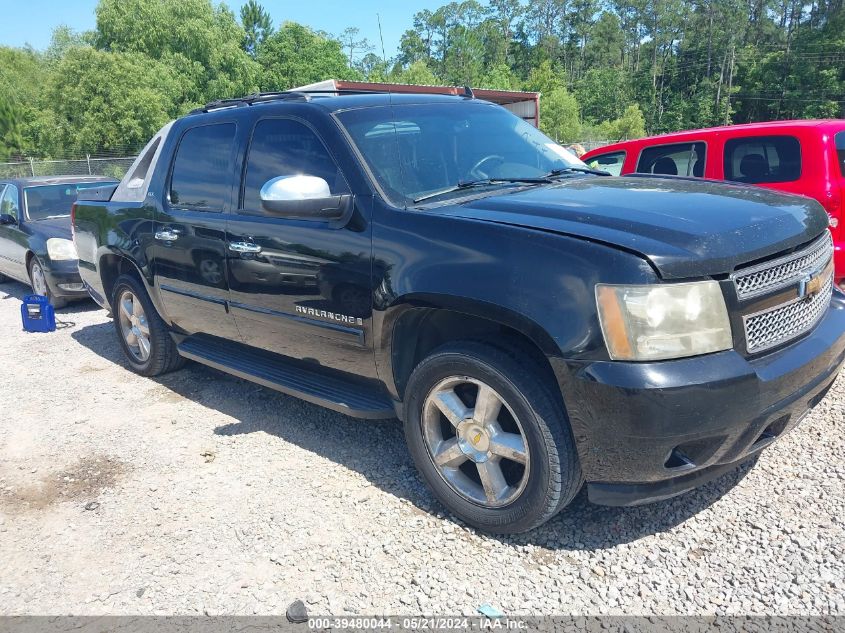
[72, 90, 845, 533]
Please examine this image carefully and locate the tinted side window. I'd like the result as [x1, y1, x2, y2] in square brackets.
[169, 123, 236, 211]
[836, 131, 845, 177]
[637, 142, 706, 177]
[2, 184, 20, 220]
[724, 135, 801, 184]
[241, 118, 348, 214]
[588, 151, 626, 176]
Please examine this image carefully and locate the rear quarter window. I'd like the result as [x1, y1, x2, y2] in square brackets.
[169, 123, 237, 211]
[636, 142, 706, 177]
[723, 135, 801, 184]
[587, 151, 626, 176]
[836, 131, 845, 177]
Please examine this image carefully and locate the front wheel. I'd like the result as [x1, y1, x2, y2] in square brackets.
[111, 274, 184, 376]
[28, 257, 66, 309]
[403, 342, 582, 534]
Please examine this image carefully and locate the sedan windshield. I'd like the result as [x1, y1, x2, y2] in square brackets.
[25, 182, 113, 220]
[337, 102, 587, 206]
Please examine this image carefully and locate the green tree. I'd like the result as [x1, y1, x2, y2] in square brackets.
[0, 99, 25, 160]
[43, 46, 183, 154]
[94, 0, 260, 103]
[541, 88, 582, 142]
[240, 0, 274, 57]
[0, 46, 49, 155]
[576, 67, 632, 123]
[597, 103, 646, 140]
[480, 63, 518, 89]
[257, 22, 357, 90]
[339, 27, 372, 66]
[392, 60, 440, 85]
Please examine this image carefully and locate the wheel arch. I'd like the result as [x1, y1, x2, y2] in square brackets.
[379, 294, 564, 404]
[98, 252, 166, 317]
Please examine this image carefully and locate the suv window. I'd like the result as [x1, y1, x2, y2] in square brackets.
[1, 184, 20, 220]
[241, 118, 348, 214]
[836, 131, 845, 177]
[724, 135, 801, 184]
[169, 123, 236, 211]
[587, 151, 626, 176]
[637, 142, 706, 177]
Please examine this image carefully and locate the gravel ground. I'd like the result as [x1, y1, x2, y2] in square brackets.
[0, 279, 843, 617]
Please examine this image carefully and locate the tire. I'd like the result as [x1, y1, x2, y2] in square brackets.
[28, 257, 66, 309]
[111, 274, 185, 377]
[403, 341, 582, 534]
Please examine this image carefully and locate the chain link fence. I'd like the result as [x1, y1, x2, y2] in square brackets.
[0, 155, 137, 180]
[0, 140, 617, 182]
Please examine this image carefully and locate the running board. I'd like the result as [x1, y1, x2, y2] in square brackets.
[177, 336, 396, 419]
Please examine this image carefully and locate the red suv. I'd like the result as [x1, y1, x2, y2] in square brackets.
[583, 120, 845, 286]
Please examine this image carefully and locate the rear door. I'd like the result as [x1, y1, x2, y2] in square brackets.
[226, 115, 377, 377]
[150, 120, 240, 340]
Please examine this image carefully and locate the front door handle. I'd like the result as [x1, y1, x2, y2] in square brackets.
[154, 228, 181, 241]
[228, 241, 262, 254]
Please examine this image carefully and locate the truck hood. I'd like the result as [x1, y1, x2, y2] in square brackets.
[449, 176, 829, 279]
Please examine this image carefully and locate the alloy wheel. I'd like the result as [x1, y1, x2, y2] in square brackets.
[421, 376, 530, 508]
[117, 289, 152, 362]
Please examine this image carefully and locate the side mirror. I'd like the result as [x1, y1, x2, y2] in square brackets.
[0, 213, 16, 225]
[260, 176, 352, 222]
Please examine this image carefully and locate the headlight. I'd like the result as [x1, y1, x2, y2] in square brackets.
[596, 281, 732, 361]
[46, 238, 78, 261]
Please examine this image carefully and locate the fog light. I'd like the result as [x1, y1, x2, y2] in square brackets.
[58, 282, 84, 291]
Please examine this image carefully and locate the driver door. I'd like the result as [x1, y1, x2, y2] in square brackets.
[226, 116, 376, 378]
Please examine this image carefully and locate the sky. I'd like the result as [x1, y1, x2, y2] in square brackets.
[1, 0, 445, 59]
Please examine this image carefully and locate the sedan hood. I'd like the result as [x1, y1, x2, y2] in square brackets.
[30, 216, 72, 240]
[448, 176, 829, 279]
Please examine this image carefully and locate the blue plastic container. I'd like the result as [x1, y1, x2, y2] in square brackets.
[21, 294, 56, 333]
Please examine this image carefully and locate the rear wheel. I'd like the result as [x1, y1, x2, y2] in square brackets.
[111, 274, 184, 376]
[403, 342, 582, 534]
[28, 257, 66, 309]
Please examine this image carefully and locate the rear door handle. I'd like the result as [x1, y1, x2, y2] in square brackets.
[154, 228, 181, 241]
[228, 241, 262, 254]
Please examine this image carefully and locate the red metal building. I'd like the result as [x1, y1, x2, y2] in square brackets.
[293, 79, 541, 127]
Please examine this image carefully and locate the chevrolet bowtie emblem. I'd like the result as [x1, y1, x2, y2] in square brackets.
[798, 270, 825, 301]
[472, 432, 482, 445]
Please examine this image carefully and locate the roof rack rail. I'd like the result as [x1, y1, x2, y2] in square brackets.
[189, 91, 313, 114]
[189, 86, 475, 115]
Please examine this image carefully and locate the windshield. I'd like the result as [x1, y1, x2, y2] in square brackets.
[24, 182, 114, 220]
[337, 102, 587, 206]
[836, 131, 845, 177]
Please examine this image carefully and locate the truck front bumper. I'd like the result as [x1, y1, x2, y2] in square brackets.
[566, 289, 845, 507]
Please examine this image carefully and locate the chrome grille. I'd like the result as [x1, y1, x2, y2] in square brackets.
[732, 232, 834, 300]
[743, 273, 833, 354]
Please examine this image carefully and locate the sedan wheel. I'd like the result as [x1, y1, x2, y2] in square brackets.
[30, 260, 48, 296]
[117, 289, 152, 362]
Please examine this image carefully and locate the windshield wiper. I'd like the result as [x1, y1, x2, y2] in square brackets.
[412, 177, 551, 204]
[544, 166, 610, 178]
